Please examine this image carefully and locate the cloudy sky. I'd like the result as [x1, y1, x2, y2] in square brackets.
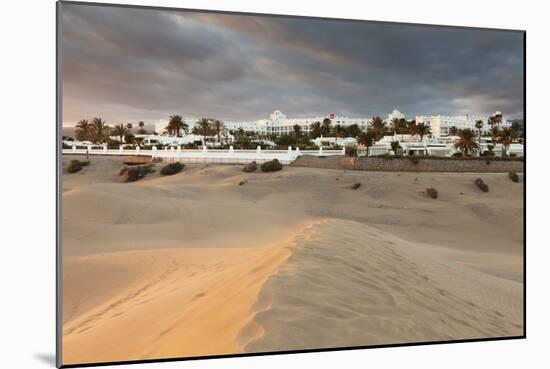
[60, 3, 524, 126]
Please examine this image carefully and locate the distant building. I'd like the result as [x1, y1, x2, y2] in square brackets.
[225, 110, 371, 137]
[387, 109, 405, 121]
[416, 112, 512, 137]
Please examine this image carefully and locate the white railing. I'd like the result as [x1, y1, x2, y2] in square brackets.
[62, 145, 345, 165]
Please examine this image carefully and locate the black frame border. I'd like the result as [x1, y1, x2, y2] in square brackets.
[55, 1, 527, 367]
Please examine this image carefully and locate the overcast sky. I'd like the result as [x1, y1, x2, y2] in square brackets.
[61, 3, 524, 126]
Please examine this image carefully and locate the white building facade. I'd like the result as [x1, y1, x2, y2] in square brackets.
[225, 110, 371, 137]
[416, 112, 513, 137]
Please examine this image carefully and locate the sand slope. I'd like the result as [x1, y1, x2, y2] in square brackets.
[245, 219, 523, 352]
[61, 156, 523, 364]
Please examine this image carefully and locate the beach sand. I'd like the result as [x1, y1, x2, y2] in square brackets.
[61, 156, 524, 365]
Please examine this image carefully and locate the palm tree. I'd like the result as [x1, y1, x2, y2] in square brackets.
[90, 117, 110, 143]
[357, 131, 374, 147]
[346, 124, 361, 138]
[309, 122, 321, 139]
[414, 122, 431, 141]
[75, 119, 92, 141]
[138, 121, 146, 134]
[406, 119, 417, 134]
[321, 118, 331, 136]
[332, 125, 345, 145]
[192, 118, 213, 144]
[449, 126, 459, 136]
[474, 120, 484, 146]
[390, 118, 401, 135]
[112, 124, 129, 143]
[368, 116, 387, 142]
[165, 115, 188, 137]
[454, 129, 479, 156]
[212, 119, 226, 144]
[293, 124, 302, 139]
[493, 113, 503, 130]
[497, 127, 516, 156]
[126, 123, 133, 131]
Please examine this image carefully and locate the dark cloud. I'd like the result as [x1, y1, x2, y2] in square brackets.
[61, 3, 524, 126]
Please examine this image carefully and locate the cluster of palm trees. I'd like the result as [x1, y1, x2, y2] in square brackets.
[452, 113, 518, 156]
[164, 116, 227, 144]
[75, 118, 147, 145]
[75, 118, 112, 143]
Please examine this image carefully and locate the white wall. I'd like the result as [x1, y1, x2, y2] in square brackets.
[1, 1, 546, 369]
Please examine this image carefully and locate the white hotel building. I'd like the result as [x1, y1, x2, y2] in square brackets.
[415, 112, 513, 137]
[224, 110, 371, 136]
[155, 109, 513, 139]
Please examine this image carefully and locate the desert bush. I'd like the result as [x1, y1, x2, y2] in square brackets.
[120, 165, 154, 182]
[426, 187, 438, 199]
[474, 178, 489, 192]
[66, 159, 89, 173]
[238, 180, 247, 186]
[160, 162, 184, 176]
[242, 161, 257, 173]
[452, 152, 463, 158]
[350, 182, 361, 190]
[261, 159, 283, 172]
[508, 171, 519, 182]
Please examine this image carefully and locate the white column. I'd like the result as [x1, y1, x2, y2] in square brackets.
[152, 146, 157, 158]
[257, 146, 262, 154]
[72, 145, 76, 153]
[119, 146, 123, 154]
[136, 146, 140, 155]
[287, 146, 292, 154]
[319, 146, 323, 155]
[342, 146, 346, 155]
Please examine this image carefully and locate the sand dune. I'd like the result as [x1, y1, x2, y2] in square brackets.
[245, 219, 522, 352]
[61, 156, 523, 364]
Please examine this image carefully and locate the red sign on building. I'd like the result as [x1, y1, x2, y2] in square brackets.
[328, 113, 335, 119]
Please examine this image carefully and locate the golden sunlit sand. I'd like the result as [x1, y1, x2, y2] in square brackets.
[62, 156, 523, 365]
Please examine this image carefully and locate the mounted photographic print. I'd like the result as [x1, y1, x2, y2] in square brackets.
[57, 1, 525, 367]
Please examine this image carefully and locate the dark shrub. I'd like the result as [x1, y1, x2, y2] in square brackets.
[345, 146, 357, 157]
[485, 158, 491, 165]
[261, 159, 283, 172]
[452, 152, 463, 158]
[120, 165, 154, 182]
[160, 162, 184, 176]
[410, 156, 420, 165]
[426, 187, 438, 199]
[508, 171, 519, 183]
[242, 161, 257, 173]
[238, 180, 247, 186]
[350, 182, 361, 190]
[66, 159, 89, 173]
[474, 178, 489, 192]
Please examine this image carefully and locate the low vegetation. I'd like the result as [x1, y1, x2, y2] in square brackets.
[426, 187, 438, 199]
[120, 164, 154, 182]
[66, 159, 89, 174]
[238, 179, 247, 186]
[242, 161, 257, 173]
[474, 178, 489, 192]
[160, 162, 184, 176]
[350, 182, 361, 190]
[508, 171, 519, 182]
[261, 159, 283, 172]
